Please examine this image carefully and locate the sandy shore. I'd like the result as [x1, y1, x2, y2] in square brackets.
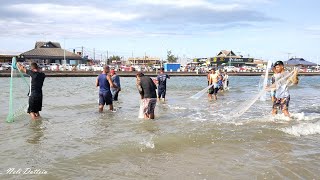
[0, 70, 319, 77]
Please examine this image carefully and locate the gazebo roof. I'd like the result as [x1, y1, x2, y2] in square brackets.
[284, 58, 317, 66]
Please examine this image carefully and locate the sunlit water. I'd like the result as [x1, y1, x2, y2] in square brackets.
[0, 75, 319, 179]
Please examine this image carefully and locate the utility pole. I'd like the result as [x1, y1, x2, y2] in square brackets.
[63, 38, 66, 64]
[81, 46, 84, 58]
[106, 50, 109, 65]
[132, 51, 134, 65]
[93, 48, 95, 62]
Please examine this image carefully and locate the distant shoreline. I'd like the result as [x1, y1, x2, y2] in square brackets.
[1, 71, 320, 77]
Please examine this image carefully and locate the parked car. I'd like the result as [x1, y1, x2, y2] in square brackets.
[2, 63, 11, 70]
[92, 65, 103, 71]
[49, 63, 61, 71]
[152, 64, 161, 70]
[59, 64, 72, 71]
[77, 64, 92, 71]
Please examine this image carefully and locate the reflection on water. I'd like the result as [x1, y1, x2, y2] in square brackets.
[27, 120, 45, 144]
[0, 76, 319, 179]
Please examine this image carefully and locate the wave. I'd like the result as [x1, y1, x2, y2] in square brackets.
[280, 120, 320, 136]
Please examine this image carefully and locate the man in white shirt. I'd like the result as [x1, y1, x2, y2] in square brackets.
[269, 61, 298, 117]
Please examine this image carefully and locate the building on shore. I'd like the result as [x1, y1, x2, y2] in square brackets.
[205, 50, 258, 67]
[20, 41, 83, 64]
[127, 56, 161, 65]
[0, 55, 18, 63]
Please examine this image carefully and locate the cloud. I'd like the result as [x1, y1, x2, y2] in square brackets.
[0, 0, 275, 38]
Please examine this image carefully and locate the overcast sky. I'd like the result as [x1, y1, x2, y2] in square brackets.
[0, 0, 319, 63]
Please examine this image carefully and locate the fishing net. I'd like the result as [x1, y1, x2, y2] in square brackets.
[6, 57, 30, 123]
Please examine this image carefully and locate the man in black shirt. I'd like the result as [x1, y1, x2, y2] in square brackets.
[136, 72, 157, 119]
[17, 62, 45, 120]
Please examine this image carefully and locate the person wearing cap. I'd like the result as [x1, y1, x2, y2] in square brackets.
[156, 67, 170, 101]
[136, 72, 157, 119]
[110, 69, 121, 101]
[267, 61, 299, 117]
[96, 65, 117, 112]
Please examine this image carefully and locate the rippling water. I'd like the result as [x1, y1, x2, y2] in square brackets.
[0, 75, 319, 179]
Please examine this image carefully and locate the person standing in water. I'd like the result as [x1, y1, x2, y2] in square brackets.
[17, 62, 45, 120]
[223, 71, 229, 90]
[207, 69, 211, 85]
[96, 66, 117, 112]
[136, 72, 157, 119]
[208, 69, 219, 100]
[267, 61, 299, 117]
[270, 66, 277, 103]
[156, 68, 170, 101]
[110, 69, 121, 101]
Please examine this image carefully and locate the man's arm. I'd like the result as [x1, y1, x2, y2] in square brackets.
[289, 68, 299, 85]
[95, 77, 99, 87]
[136, 78, 144, 99]
[17, 62, 27, 73]
[107, 74, 117, 88]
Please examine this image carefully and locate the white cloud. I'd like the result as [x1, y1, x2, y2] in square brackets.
[0, 1, 273, 39]
[133, 0, 242, 11]
[8, 3, 141, 22]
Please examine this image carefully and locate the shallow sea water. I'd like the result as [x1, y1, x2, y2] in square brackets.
[0, 75, 319, 179]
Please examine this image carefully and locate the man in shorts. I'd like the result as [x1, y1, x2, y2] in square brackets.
[269, 61, 298, 117]
[156, 68, 170, 101]
[17, 62, 45, 120]
[208, 69, 219, 100]
[136, 72, 157, 119]
[110, 69, 121, 101]
[96, 66, 117, 112]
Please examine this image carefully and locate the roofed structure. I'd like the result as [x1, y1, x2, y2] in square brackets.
[21, 41, 82, 61]
[216, 50, 240, 58]
[284, 58, 317, 66]
[127, 56, 161, 65]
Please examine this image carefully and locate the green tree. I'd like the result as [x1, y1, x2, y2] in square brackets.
[109, 55, 121, 61]
[108, 55, 121, 64]
[167, 50, 178, 63]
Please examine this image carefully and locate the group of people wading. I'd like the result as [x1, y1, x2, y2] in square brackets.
[16, 60, 298, 121]
[207, 69, 229, 100]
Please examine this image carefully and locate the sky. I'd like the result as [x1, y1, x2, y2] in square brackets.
[0, 0, 319, 64]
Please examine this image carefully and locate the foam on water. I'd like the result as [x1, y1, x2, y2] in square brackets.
[139, 136, 155, 152]
[280, 120, 320, 136]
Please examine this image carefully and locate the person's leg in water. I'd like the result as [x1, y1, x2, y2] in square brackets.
[272, 98, 279, 116]
[208, 87, 213, 100]
[99, 105, 104, 112]
[107, 92, 114, 111]
[98, 93, 105, 112]
[30, 112, 37, 120]
[213, 87, 218, 100]
[161, 89, 166, 101]
[113, 90, 119, 101]
[272, 108, 278, 116]
[148, 100, 156, 119]
[281, 96, 290, 117]
[35, 112, 40, 117]
[109, 104, 114, 111]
